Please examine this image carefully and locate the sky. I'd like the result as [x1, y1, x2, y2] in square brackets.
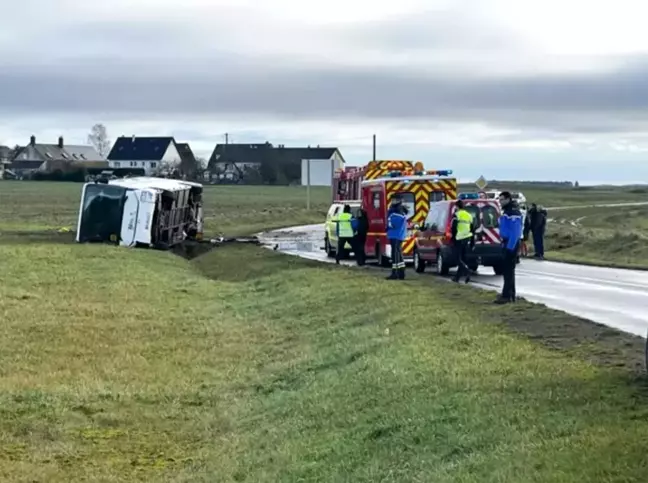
[2, 0, 648, 183]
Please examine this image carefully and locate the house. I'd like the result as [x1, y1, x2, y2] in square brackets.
[207, 142, 345, 185]
[175, 143, 200, 177]
[0, 145, 12, 178]
[107, 136, 182, 176]
[10, 135, 105, 178]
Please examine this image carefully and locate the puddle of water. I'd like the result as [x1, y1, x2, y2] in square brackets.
[264, 240, 321, 252]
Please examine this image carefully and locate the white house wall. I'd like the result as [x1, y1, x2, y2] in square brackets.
[301, 155, 343, 186]
[162, 143, 181, 167]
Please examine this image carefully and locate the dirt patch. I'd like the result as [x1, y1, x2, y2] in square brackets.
[495, 301, 646, 375]
[0, 229, 76, 245]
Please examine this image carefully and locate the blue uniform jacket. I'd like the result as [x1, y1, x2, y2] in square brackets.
[387, 206, 408, 241]
[499, 203, 523, 251]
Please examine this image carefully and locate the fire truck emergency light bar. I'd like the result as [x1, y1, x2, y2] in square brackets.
[458, 192, 480, 200]
[387, 169, 453, 177]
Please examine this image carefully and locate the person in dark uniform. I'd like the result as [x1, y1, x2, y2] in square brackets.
[529, 203, 547, 260]
[353, 208, 369, 266]
[386, 200, 408, 280]
[495, 191, 523, 304]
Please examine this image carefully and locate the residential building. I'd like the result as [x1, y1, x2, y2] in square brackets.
[10, 135, 105, 178]
[207, 142, 345, 184]
[107, 136, 182, 175]
[0, 145, 12, 178]
[175, 142, 200, 177]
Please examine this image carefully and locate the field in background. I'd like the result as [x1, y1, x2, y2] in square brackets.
[0, 181, 332, 236]
[541, 205, 648, 269]
[458, 181, 648, 207]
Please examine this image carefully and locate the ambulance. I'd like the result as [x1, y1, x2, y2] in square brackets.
[332, 160, 457, 265]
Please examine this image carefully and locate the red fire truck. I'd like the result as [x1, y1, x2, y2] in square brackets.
[333, 160, 458, 265]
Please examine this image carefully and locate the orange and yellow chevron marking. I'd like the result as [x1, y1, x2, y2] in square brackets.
[402, 237, 416, 255]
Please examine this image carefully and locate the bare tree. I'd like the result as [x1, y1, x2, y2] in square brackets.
[87, 123, 111, 158]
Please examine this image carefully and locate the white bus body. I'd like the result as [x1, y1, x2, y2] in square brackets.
[75, 177, 204, 248]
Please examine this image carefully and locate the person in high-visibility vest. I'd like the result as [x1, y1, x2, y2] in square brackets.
[451, 199, 474, 283]
[335, 204, 355, 265]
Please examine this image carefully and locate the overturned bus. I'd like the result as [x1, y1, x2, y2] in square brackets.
[75, 177, 204, 249]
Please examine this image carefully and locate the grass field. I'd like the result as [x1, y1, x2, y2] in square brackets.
[458, 181, 648, 207]
[540, 205, 648, 269]
[0, 181, 331, 235]
[2, 180, 648, 481]
[1, 241, 647, 482]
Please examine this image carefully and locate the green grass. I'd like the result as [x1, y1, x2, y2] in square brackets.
[459, 182, 648, 207]
[532, 205, 648, 269]
[2, 180, 648, 480]
[1, 241, 647, 482]
[0, 181, 331, 235]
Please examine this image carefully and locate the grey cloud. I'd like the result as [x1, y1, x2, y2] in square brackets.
[338, 5, 519, 52]
[2, 51, 648, 136]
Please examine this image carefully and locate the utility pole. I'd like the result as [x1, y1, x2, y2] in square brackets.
[372, 134, 376, 161]
[225, 133, 229, 144]
[306, 159, 311, 210]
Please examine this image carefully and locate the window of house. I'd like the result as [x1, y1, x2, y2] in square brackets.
[130, 161, 137, 167]
[113, 162, 121, 168]
[150, 162, 157, 168]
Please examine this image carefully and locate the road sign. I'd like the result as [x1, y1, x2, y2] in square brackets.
[475, 175, 488, 190]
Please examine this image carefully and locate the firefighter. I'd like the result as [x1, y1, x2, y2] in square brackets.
[386, 200, 407, 280]
[495, 191, 523, 304]
[335, 204, 355, 265]
[450, 199, 474, 283]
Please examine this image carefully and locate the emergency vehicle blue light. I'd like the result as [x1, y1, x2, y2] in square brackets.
[426, 169, 453, 176]
[459, 192, 479, 200]
[388, 170, 401, 177]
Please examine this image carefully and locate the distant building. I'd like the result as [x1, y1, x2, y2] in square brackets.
[207, 142, 345, 184]
[0, 145, 12, 178]
[175, 142, 200, 177]
[10, 135, 105, 178]
[107, 136, 182, 176]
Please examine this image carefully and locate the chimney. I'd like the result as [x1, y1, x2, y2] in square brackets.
[131, 135, 136, 142]
[58, 136, 63, 148]
[30, 135, 35, 146]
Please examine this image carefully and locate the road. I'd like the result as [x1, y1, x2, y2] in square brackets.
[259, 223, 648, 339]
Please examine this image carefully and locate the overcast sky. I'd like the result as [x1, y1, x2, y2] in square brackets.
[3, 0, 648, 183]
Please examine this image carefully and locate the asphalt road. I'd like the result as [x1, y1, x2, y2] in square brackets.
[259, 223, 648, 338]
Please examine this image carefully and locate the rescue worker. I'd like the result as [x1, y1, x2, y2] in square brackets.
[353, 208, 369, 266]
[495, 191, 523, 304]
[529, 203, 547, 260]
[335, 204, 355, 265]
[450, 199, 474, 283]
[386, 199, 407, 280]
